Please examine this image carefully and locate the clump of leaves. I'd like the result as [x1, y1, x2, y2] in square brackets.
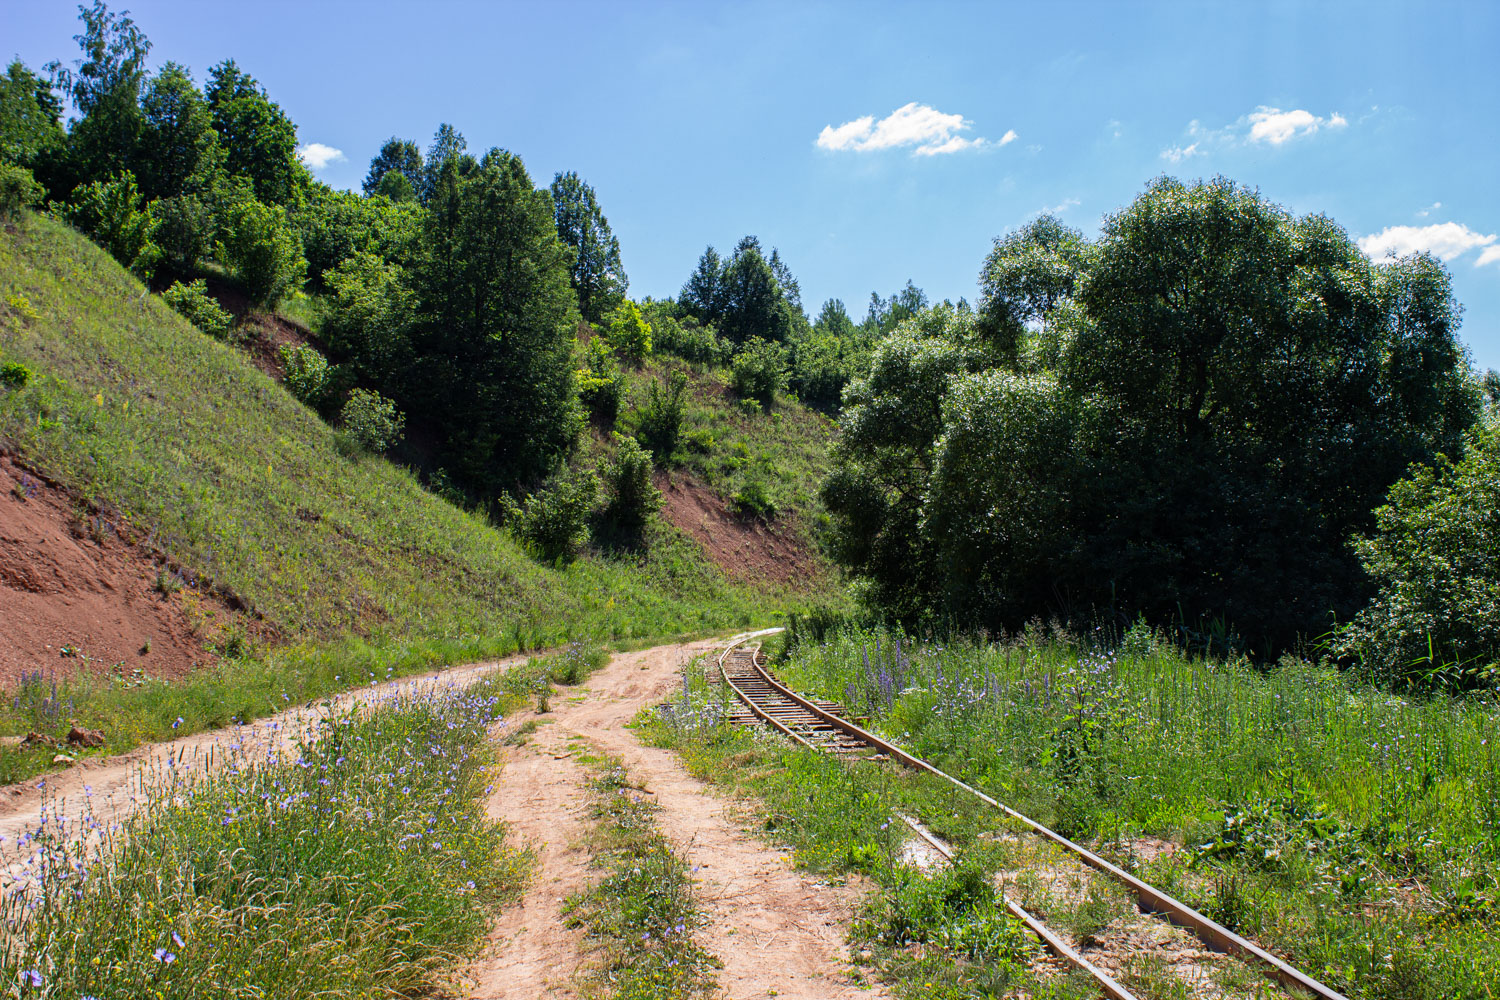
[339, 387, 404, 454]
[162, 279, 232, 339]
[1, 361, 33, 390]
[279, 343, 330, 408]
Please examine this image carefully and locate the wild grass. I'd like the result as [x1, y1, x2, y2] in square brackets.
[774, 625, 1500, 999]
[0, 215, 822, 779]
[0, 216, 804, 648]
[0, 673, 531, 998]
[564, 751, 718, 999]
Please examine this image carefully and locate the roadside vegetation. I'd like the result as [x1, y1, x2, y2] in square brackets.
[564, 749, 719, 999]
[0, 674, 531, 998]
[764, 625, 1500, 999]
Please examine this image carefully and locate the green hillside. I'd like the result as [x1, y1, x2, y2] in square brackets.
[0, 215, 819, 650]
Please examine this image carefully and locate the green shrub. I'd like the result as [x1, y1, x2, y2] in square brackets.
[216, 199, 307, 307]
[150, 194, 214, 274]
[603, 433, 661, 532]
[162, 279, 232, 339]
[0, 164, 43, 224]
[576, 336, 622, 425]
[278, 343, 330, 408]
[730, 336, 789, 405]
[502, 466, 601, 560]
[645, 308, 730, 365]
[606, 300, 653, 365]
[0, 361, 32, 390]
[634, 370, 689, 465]
[339, 387, 404, 454]
[62, 171, 159, 276]
[1335, 425, 1500, 691]
[731, 478, 777, 520]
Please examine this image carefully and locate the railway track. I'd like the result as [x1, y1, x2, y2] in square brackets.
[715, 635, 1345, 1000]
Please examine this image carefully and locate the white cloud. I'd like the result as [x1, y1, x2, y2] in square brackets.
[1160, 142, 1200, 163]
[297, 142, 346, 170]
[1357, 222, 1497, 263]
[1417, 201, 1443, 218]
[1247, 106, 1346, 145]
[1477, 246, 1500, 268]
[817, 102, 999, 156]
[1047, 197, 1081, 214]
[998, 129, 1018, 146]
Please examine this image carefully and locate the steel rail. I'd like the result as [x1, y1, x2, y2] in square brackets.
[717, 634, 1347, 1000]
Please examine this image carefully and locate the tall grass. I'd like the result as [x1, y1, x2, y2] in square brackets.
[776, 625, 1500, 998]
[0, 675, 530, 997]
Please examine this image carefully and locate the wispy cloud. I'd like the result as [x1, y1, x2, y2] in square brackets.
[1416, 201, 1442, 218]
[297, 142, 346, 170]
[1159, 105, 1348, 161]
[817, 103, 1003, 156]
[1357, 221, 1498, 266]
[1046, 197, 1081, 214]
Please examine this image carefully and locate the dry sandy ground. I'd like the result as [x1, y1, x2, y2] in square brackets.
[464, 638, 890, 1000]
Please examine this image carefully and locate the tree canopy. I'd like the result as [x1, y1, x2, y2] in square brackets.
[550, 170, 626, 324]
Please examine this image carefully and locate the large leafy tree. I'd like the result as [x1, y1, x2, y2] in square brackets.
[977, 214, 1090, 363]
[137, 62, 223, 200]
[0, 61, 65, 169]
[716, 236, 796, 344]
[411, 148, 581, 494]
[205, 60, 303, 206]
[362, 137, 422, 197]
[550, 170, 627, 324]
[48, 0, 151, 184]
[419, 123, 467, 203]
[680, 245, 723, 322]
[826, 177, 1481, 653]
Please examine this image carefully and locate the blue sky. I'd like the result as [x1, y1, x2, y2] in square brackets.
[9, 0, 1499, 369]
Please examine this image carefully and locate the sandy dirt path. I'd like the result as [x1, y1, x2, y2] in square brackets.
[466, 638, 890, 1000]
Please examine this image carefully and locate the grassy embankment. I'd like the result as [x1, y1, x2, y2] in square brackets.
[0, 215, 833, 775]
[757, 626, 1500, 1000]
[0, 672, 531, 997]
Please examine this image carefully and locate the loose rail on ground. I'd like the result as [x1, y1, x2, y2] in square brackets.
[715, 635, 1343, 1000]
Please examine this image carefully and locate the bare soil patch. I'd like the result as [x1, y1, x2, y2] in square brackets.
[656, 472, 824, 588]
[0, 450, 229, 686]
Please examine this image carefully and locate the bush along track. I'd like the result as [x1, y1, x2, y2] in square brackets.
[563, 748, 719, 1000]
[0, 674, 532, 998]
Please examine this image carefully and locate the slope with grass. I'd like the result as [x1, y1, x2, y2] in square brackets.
[0, 214, 838, 777]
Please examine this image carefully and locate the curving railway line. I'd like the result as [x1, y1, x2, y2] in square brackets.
[715, 635, 1345, 1000]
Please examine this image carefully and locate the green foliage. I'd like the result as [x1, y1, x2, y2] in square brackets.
[978, 213, 1090, 362]
[362, 136, 423, 197]
[679, 236, 802, 344]
[503, 465, 601, 560]
[149, 193, 214, 273]
[606, 299, 653, 364]
[339, 386, 404, 453]
[278, 342, 330, 407]
[410, 146, 580, 494]
[215, 197, 307, 307]
[602, 433, 662, 534]
[729, 335, 788, 405]
[576, 335, 623, 425]
[730, 477, 777, 520]
[372, 169, 416, 202]
[0, 60, 64, 169]
[551, 169, 627, 323]
[137, 62, 223, 201]
[293, 185, 422, 284]
[0, 362, 32, 389]
[49, 1, 151, 183]
[0, 679, 530, 998]
[827, 178, 1482, 652]
[0, 163, 44, 223]
[205, 60, 303, 206]
[643, 304, 730, 366]
[321, 249, 415, 385]
[857, 859, 1034, 967]
[634, 370, 689, 464]
[1335, 425, 1500, 690]
[62, 169, 157, 275]
[161, 278, 231, 338]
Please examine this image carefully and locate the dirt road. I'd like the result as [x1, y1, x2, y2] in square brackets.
[465, 637, 889, 1000]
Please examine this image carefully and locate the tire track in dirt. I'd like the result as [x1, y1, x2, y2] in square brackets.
[466, 640, 890, 1000]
